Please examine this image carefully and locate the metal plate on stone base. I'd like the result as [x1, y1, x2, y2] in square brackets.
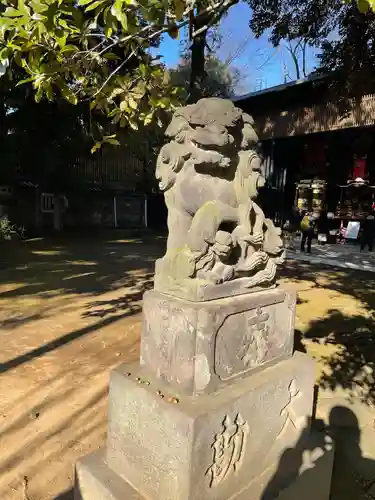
[106, 353, 315, 500]
[141, 287, 296, 395]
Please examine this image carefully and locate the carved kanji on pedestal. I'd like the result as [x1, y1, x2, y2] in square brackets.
[206, 414, 249, 488]
[239, 307, 270, 366]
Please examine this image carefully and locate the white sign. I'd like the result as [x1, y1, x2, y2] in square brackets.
[346, 221, 360, 240]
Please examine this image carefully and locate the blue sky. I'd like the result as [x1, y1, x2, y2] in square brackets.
[154, 2, 319, 96]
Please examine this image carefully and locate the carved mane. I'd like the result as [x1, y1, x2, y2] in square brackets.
[154, 98, 285, 301]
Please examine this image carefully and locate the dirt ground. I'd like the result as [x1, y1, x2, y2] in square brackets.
[0, 234, 374, 500]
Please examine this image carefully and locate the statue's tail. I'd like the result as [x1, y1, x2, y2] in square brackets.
[235, 250, 268, 273]
[244, 258, 277, 289]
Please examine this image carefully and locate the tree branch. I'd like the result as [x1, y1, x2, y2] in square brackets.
[191, 0, 238, 38]
[82, 0, 236, 55]
[302, 40, 307, 77]
[92, 47, 139, 97]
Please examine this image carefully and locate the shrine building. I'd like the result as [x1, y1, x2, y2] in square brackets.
[234, 74, 375, 236]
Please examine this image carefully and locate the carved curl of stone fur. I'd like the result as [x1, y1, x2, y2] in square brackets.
[155, 97, 284, 291]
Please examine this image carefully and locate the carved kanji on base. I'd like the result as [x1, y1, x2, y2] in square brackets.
[206, 414, 249, 488]
[239, 307, 270, 366]
[277, 379, 305, 438]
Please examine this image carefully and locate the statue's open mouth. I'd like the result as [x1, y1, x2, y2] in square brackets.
[191, 138, 235, 155]
[190, 140, 232, 168]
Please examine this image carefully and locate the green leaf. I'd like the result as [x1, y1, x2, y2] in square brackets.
[58, 18, 79, 32]
[61, 45, 79, 54]
[56, 34, 67, 48]
[105, 137, 120, 145]
[128, 95, 137, 109]
[129, 119, 138, 130]
[78, 0, 97, 6]
[139, 63, 147, 77]
[0, 48, 10, 62]
[30, 0, 48, 13]
[174, 0, 185, 21]
[91, 142, 102, 154]
[86, 0, 106, 11]
[105, 25, 113, 37]
[358, 0, 370, 12]
[31, 12, 47, 20]
[120, 100, 128, 111]
[144, 112, 153, 125]
[16, 75, 38, 86]
[163, 70, 170, 85]
[3, 7, 23, 17]
[45, 84, 54, 101]
[102, 52, 121, 60]
[60, 83, 78, 104]
[120, 114, 127, 127]
[112, 112, 121, 124]
[35, 86, 44, 103]
[111, 1, 128, 30]
[18, 0, 30, 16]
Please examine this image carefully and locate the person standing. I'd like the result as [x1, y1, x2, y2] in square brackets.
[360, 212, 375, 252]
[300, 211, 315, 253]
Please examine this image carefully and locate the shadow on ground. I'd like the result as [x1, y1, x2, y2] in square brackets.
[281, 260, 375, 406]
[0, 235, 375, 499]
[261, 406, 375, 500]
[55, 489, 74, 499]
[0, 232, 164, 307]
[0, 232, 164, 499]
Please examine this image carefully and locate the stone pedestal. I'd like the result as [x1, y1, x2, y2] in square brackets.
[140, 288, 295, 395]
[75, 287, 334, 500]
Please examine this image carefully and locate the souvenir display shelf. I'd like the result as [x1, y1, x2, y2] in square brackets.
[295, 179, 327, 217]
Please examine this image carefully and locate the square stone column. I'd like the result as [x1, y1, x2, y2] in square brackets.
[74, 96, 334, 499]
[75, 288, 334, 500]
[140, 288, 295, 395]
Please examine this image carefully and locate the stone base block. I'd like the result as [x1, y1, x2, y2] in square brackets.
[75, 430, 334, 500]
[154, 268, 279, 302]
[105, 352, 316, 500]
[141, 287, 295, 395]
[75, 450, 143, 500]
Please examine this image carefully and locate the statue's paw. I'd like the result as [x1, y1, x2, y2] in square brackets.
[234, 231, 263, 246]
[212, 264, 235, 284]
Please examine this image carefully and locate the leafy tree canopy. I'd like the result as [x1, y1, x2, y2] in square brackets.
[0, 64, 95, 188]
[0, 0, 238, 139]
[248, 0, 375, 96]
[170, 53, 241, 100]
[1, 0, 372, 153]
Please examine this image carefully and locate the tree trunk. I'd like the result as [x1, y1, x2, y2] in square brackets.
[188, 0, 237, 103]
[302, 41, 307, 77]
[189, 7, 212, 103]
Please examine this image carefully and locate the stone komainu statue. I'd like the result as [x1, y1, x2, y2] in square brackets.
[154, 97, 285, 301]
